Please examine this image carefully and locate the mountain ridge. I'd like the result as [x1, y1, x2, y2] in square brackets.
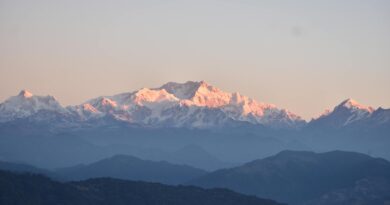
[0, 81, 306, 129]
[2, 81, 387, 129]
[0, 170, 284, 205]
[188, 150, 390, 205]
[55, 154, 208, 185]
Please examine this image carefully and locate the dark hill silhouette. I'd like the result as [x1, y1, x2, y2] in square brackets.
[0, 170, 284, 205]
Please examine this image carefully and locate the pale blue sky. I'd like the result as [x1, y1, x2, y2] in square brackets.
[0, 0, 389, 119]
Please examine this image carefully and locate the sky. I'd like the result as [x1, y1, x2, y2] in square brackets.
[0, 0, 389, 119]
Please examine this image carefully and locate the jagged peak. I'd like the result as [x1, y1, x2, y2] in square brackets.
[337, 98, 374, 112]
[86, 96, 117, 107]
[194, 81, 221, 94]
[311, 99, 375, 121]
[134, 87, 177, 103]
[100, 97, 117, 107]
[15, 90, 59, 102]
[340, 98, 359, 107]
[198, 80, 213, 88]
[161, 80, 202, 88]
[18, 89, 33, 98]
[160, 81, 211, 100]
[161, 81, 285, 112]
[82, 103, 99, 113]
[136, 87, 172, 96]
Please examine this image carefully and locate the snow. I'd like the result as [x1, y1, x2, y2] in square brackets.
[339, 98, 374, 113]
[160, 81, 203, 99]
[0, 83, 307, 128]
[74, 81, 305, 128]
[312, 98, 377, 126]
[134, 88, 178, 105]
[19, 90, 33, 98]
[337, 98, 375, 125]
[0, 90, 67, 122]
[3, 84, 387, 129]
[82, 103, 100, 113]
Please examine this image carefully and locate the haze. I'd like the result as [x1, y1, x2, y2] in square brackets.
[0, 0, 389, 119]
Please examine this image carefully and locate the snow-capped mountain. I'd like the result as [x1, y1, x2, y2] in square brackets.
[1, 82, 388, 130]
[308, 98, 389, 129]
[0, 90, 68, 122]
[69, 81, 305, 129]
[0, 81, 305, 129]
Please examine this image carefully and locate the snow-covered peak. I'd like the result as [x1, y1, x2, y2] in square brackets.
[190, 83, 231, 108]
[74, 97, 120, 117]
[336, 98, 374, 113]
[159, 81, 305, 127]
[159, 81, 230, 107]
[310, 98, 377, 127]
[18, 90, 33, 98]
[134, 88, 178, 104]
[160, 81, 206, 99]
[90, 97, 118, 108]
[0, 82, 307, 129]
[0, 90, 66, 122]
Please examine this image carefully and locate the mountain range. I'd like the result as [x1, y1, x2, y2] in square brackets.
[0, 154, 208, 185]
[1, 150, 389, 205]
[1, 80, 389, 170]
[3, 80, 386, 130]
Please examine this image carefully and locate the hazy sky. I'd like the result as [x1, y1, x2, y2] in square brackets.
[0, 0, 389, 119]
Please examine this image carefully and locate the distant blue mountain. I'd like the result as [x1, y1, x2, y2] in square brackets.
[56, 154, 207, 185]
[188, 150, 390, 205]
